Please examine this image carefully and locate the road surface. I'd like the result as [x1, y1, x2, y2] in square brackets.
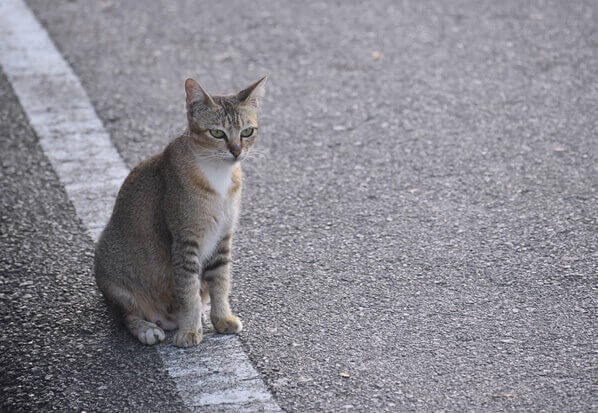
[1, 0, 596, 411]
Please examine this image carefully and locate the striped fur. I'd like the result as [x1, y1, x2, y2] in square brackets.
[94, 77, 267, 347]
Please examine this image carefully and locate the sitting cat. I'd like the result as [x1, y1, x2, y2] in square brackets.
[94, 76, 267, 347]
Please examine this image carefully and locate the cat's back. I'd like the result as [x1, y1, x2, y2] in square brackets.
[116, 153, 165, 208]
[100, 152, 167, 242]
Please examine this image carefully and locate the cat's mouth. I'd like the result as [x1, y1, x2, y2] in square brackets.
[229, 153, 245, 163]
[199, 152, 243, 163]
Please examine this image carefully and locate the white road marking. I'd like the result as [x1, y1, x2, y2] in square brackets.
[0, 0, 280, 411]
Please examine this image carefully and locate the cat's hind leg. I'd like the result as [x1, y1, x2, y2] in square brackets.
[100, 280, 166, 345]
[125, 314, 166, 345]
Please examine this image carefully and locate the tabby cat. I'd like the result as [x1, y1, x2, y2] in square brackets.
[94, 76, 267, 347]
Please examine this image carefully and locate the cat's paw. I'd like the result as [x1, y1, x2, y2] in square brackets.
[213, 315, 243, 334]
[137, 326, 165, 346]
[173, 330, 203, 348]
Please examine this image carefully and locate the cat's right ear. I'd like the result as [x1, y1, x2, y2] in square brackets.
[237, 76, 267, 109]
[185, 78, 218, 108]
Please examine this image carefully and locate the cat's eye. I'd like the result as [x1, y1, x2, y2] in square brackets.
[240, 127, 254, 138]
[209, 129, 226, 139]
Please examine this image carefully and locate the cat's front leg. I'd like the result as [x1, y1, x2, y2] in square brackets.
[203, 233, 243, 334]
[171, 237, 203, 348]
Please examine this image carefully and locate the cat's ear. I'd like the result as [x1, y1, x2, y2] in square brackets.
[237, 76, 267, 109]
[185, 78, 217, 108]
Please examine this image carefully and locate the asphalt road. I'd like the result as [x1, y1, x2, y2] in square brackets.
[2, 0, 597, 411]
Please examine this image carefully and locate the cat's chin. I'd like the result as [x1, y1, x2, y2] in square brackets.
[224, 157, 241, 164]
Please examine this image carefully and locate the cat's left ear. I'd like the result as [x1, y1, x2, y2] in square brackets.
[237, 76, 268, 109]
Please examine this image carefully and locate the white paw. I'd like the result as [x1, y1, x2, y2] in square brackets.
[137, 327, 165, 345]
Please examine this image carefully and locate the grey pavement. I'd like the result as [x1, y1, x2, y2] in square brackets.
[2, 0, 597, 411]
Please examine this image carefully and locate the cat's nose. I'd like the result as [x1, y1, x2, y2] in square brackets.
[229, 144, 241, 159]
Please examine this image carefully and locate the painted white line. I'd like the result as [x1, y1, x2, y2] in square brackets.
[0, 0, 280, 411]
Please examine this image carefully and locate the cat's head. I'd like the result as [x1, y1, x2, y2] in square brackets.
[184, 76, 267, 163]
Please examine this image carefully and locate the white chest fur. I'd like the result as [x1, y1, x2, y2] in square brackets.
[193, 161, 241, 260]
[197, 161, 235, 197]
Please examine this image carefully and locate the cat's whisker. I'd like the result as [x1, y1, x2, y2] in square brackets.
[244, 150, 268, 160]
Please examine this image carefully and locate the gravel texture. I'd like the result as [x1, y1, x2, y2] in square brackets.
[3, 0, 597, 411]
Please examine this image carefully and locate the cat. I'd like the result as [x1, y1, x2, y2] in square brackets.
[94, 76, 267, 347]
